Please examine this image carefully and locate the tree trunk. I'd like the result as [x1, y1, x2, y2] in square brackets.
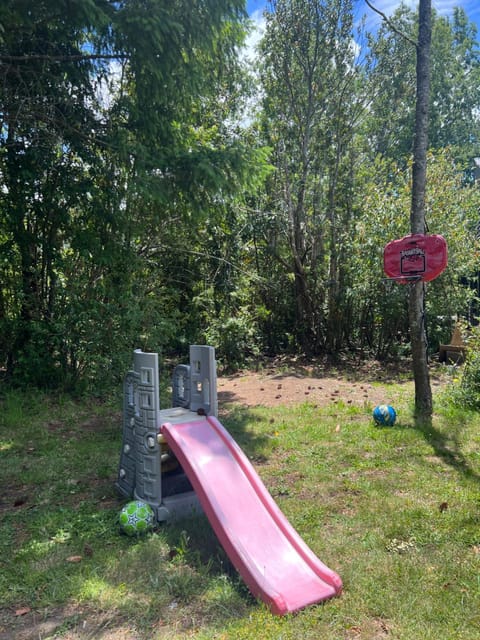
[409, 0, 432, 420]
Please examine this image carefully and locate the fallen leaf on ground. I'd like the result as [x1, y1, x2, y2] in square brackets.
[66, 555, 83, 563]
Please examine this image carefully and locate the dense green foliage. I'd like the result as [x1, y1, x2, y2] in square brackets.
[249, 2, 480, 361]
[365, 5, 480, 165]
[0, 0, 267, 388]
[1, 1, 480, 390]
[448, 323, 480, 409]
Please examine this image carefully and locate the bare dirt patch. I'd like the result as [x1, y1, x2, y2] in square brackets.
[0, 606, 135, 640]
[217, 359, 446, 409]
[218, 369, 403, 409]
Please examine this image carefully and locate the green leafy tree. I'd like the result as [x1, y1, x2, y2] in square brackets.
[348, 151, 480, 361]
[256, 0, 363, 355]
[0, 0, 266, 388]
[365, 1, 480, 418]
[365, 5, 480, 168]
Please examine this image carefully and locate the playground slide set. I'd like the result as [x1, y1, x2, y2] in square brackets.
[117, 346, 342, 615]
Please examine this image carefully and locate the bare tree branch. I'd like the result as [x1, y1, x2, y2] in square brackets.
[364, 0, 418, 48]
[0, 53, 129, 63]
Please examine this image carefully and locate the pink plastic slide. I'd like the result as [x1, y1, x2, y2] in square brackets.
[161, 415, 342, 615]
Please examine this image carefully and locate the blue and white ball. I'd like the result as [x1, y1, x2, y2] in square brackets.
[373, 404, 397, 426]
[119, 500, 155, 536]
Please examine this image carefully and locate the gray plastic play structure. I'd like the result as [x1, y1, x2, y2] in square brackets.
[116, 344, 343, 614]
[116, 345, 217, 522]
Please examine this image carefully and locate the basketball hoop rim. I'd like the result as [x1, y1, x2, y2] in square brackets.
[381, 275, 423, 283]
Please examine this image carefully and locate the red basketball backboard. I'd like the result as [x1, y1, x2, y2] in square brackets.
[383, 233, 447, 283]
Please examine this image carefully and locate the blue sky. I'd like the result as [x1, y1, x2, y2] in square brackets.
[246, 1, 480, 33]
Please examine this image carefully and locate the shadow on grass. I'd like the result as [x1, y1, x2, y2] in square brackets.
[159, 514, 255, 599]
[218, 403, 274, 461]
[156, 403, 275, 571]
[413, 413, 480, 484]
[372, 407, 480, 484]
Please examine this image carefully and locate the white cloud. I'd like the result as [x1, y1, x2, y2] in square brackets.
[242, 9, 266, 65]
[237, 10, 267, 128]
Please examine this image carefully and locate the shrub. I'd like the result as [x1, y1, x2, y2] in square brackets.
[448, 324, 480, 409]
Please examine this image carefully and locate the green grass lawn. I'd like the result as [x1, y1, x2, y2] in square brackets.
[1, 379, 479, 639]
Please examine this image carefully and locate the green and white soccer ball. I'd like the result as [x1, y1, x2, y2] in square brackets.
[119, 500, 155, 536]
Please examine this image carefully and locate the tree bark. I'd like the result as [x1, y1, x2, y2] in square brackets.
[409, 0, 432, 420]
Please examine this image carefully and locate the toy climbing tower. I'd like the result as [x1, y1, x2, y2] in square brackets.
[116, 345, 217, 522]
